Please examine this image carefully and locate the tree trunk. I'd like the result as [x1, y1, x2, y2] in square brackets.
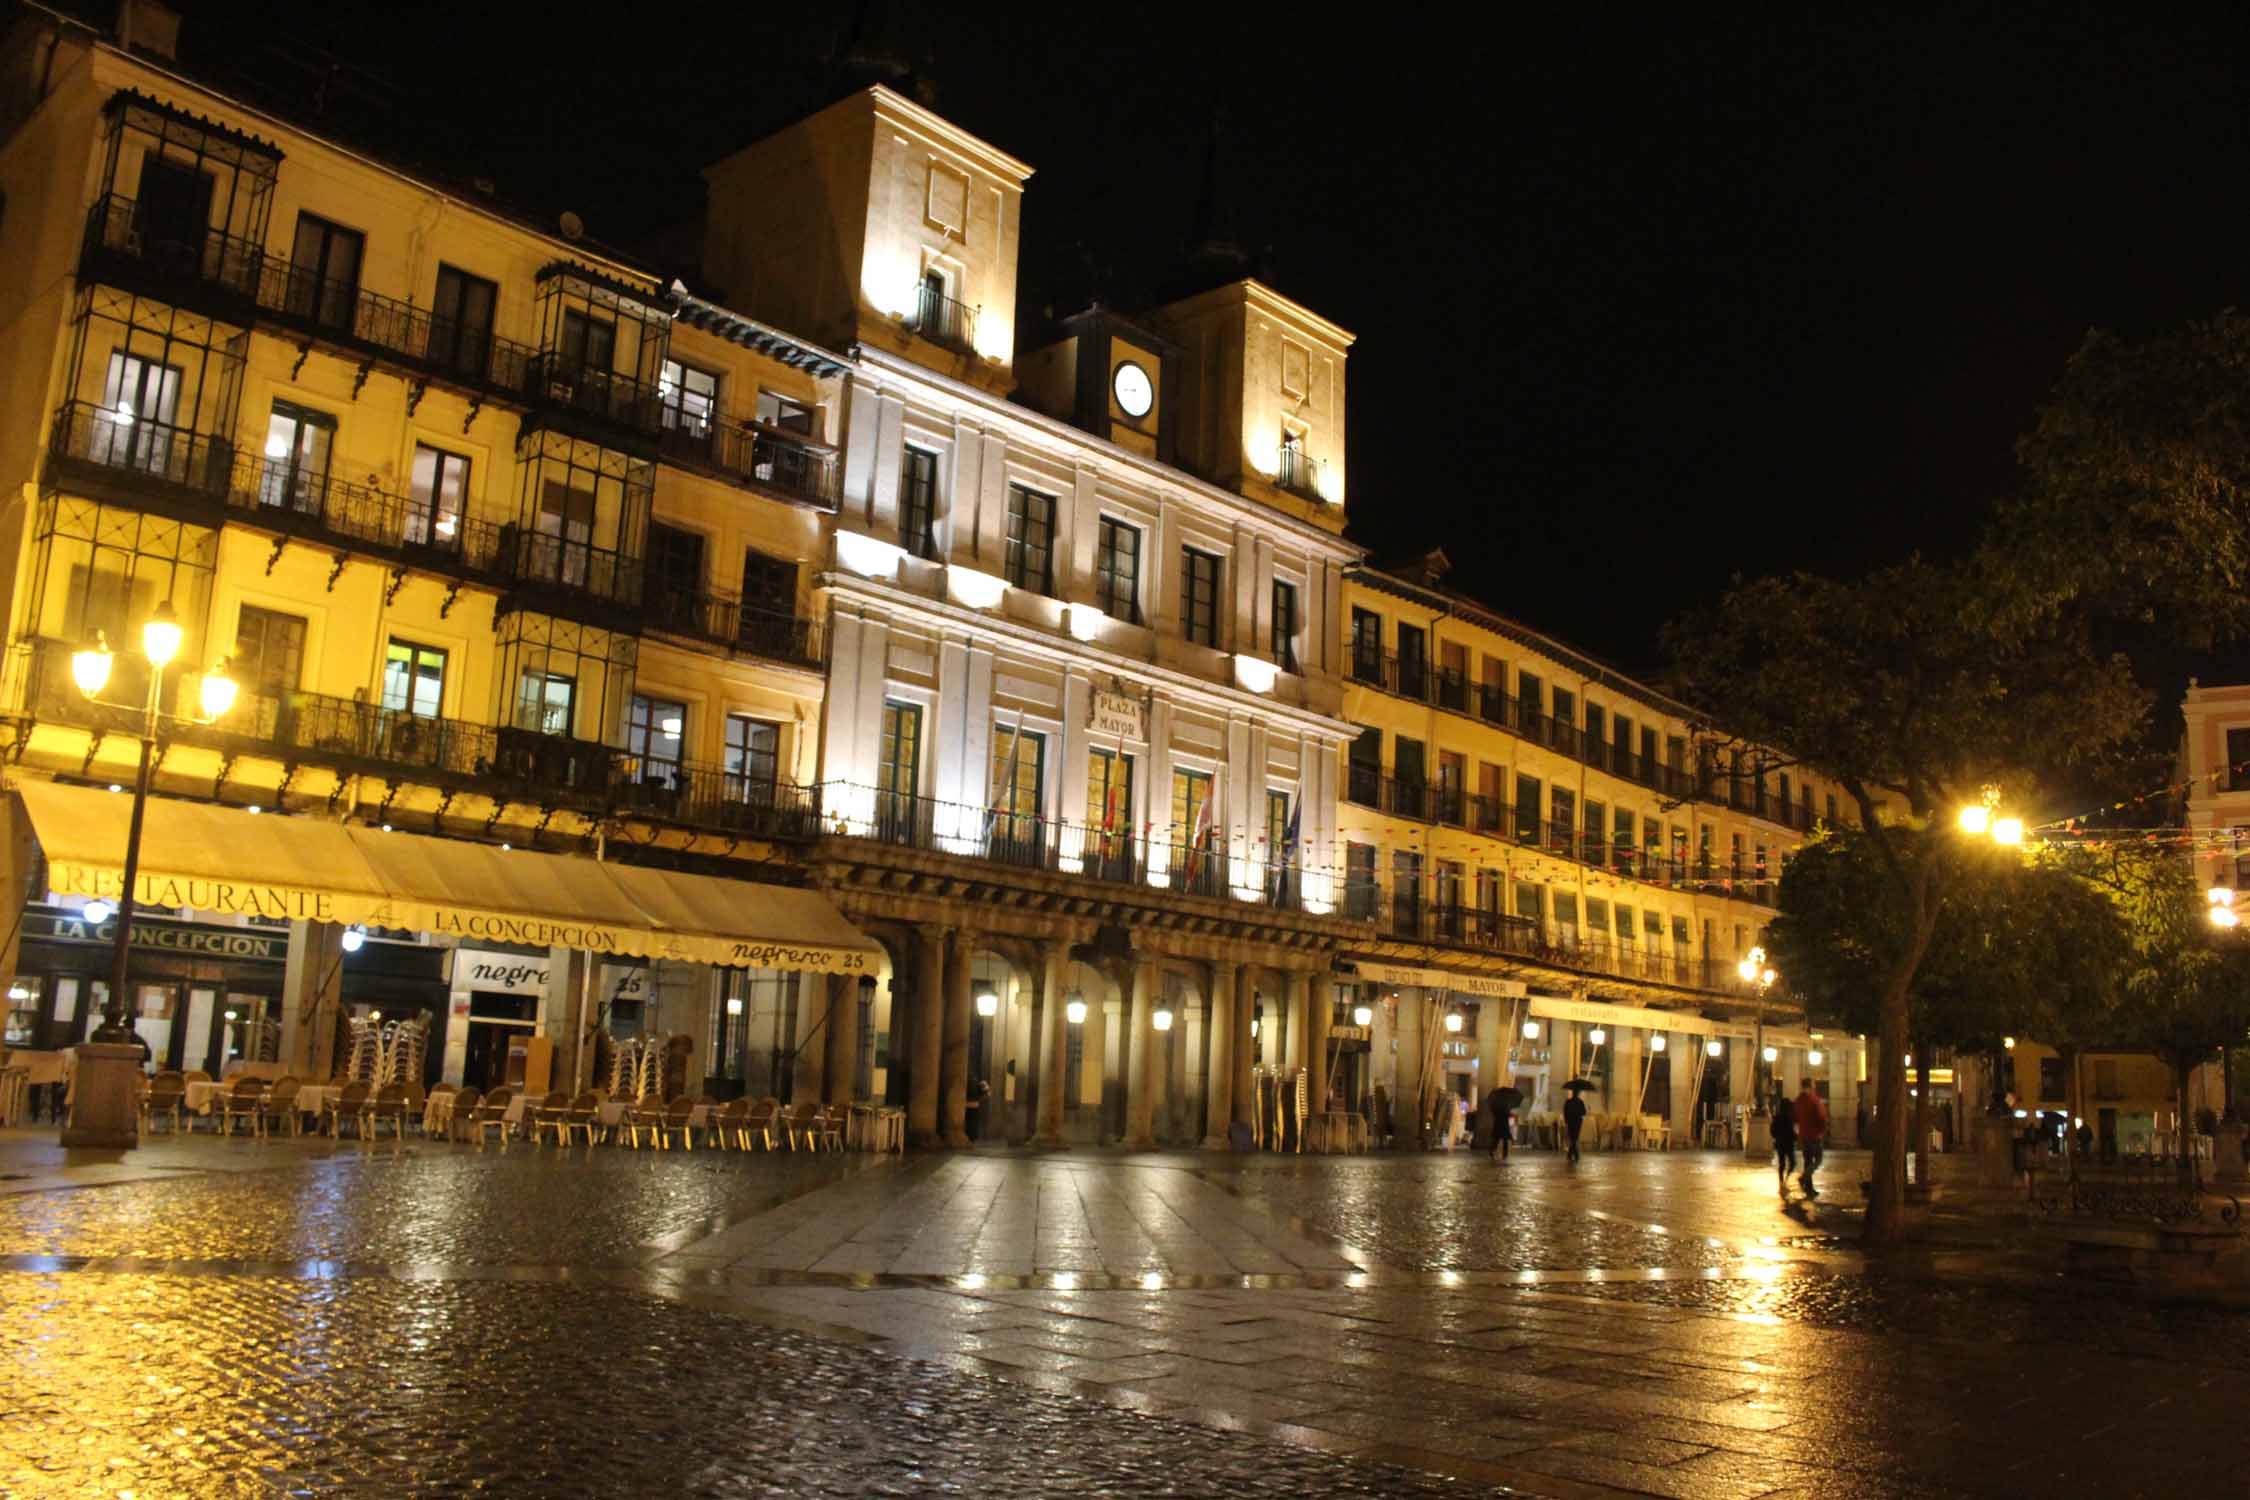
[1866, 968, 1915, 1243]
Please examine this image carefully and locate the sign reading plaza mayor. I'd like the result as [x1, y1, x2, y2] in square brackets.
[1089, 687, 1148, 741]
[46, 862, 873, 975]
[1351, 960, 1529, 1000]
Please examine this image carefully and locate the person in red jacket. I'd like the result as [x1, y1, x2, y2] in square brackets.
[1793, 1082, 1830, 1199]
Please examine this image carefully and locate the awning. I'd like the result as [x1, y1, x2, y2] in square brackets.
[12, 781, 880, 975]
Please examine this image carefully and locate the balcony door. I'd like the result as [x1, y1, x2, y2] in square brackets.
[515, 669, 575, 738]
[987, 723, 1045, 864]
[558, 309, 615, 377]
[259, 401, 334, 515]
[429, 264, 496, 377]
[626, 696, 686, 794]
[1084, 746, 1134, 877]
[133, 158, 213, 262]
[876, 701, 922, 844]
[97, 351, 182, 474]
[233, 605, 305, 739]
[725, 714, 780, 805]
[288, 213, 363, 332]
[406, 444, 469, 550]
[533, 480, 595, 588]
[644, 521, 704, 635]
[379, 638, 447, 764]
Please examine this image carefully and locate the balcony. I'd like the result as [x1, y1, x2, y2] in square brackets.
[225, 455, 503, 580]
[908, 284, 979, 355]
[1277, 444, 1325, 501]
[254, 260, 536, 406]
[44, 401, 232, 521]
[80, 194, 264, 321]
[495, 527, 644, 619]
[522, 354, 663, 446]
[612, 760, 820, 840]
[1345, 768, 1434, 821]
[655, 414, 839, 510]
[642, 587, 825, 668]
[1348, 649, 1432, 701]
[818, 787, 1293, 903]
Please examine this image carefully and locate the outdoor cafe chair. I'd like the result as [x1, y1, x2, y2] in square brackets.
[446, 1088, 482, 1143]
[361, 1082, 409, 1139]
[138, 1075, 185, 1135]
[782, 1101, 821, 1151]
[402, 1083, 426, 1136]
[709, 1097, 749, 1150]
[325, 1081, 371, 1138]
[562, 1090, 599, 1146]
[180, 1068, 210, 1086]
[218, 1075, 267, 1137]
[741, 1098, 777, 1151]
[656, 1095, 695, 1150]
[469, 1086, 513, 1145]
[530, 1090, 573, 1146]
[254, 1077, 301, 1138]
[814, 1106, 846, 1152]
[624, 1094, 666, 1148]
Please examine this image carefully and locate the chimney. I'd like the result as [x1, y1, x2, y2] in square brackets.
[116, 0, 182, 62]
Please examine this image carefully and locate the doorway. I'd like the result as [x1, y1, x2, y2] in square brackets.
[465, 992, 537, 1090]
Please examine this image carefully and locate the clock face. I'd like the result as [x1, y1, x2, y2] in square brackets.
[1112, 361, 1154, 419]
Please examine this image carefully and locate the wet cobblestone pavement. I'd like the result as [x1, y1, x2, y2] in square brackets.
[5, 1131, 2247, 1498]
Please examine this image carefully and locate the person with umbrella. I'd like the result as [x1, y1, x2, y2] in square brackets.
[1487, 1083, 1523, 1163]
[1562, 1079, 1592, 1162]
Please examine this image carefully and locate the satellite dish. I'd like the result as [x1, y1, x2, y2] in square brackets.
[559, 211, 584, 241]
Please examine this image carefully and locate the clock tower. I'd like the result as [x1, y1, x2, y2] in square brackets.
[1013, 304, 1184, 464]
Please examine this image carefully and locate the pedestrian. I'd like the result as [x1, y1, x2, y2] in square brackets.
[1770, 1087, 1798, 1196]
[1562, 1089, 1587, 1163]
[1793, 1080, 1829, 1199]
[966, 1078, 990, 1141]
[1855, 1098, 1870, 1148]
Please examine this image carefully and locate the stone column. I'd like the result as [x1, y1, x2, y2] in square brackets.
[1302, 972, 1330, 1149]
[1668, 1034, 1697, 1145]
[1203, 960, 1238, 1148]
[941, 929, 973, 1148]
[907, 924, 945, 1147]
[1393, 987, 1426, 1149]
[1035, 941, 1069, 1147]
[823, 971, 858, 1104]
[1233, 965, 1257, 1135]
[792, 970, 828, 1105]
[1474, 995, 1502, 1106]
[1125, 956, 1158, 1149]
[281, 920, 346, 1079]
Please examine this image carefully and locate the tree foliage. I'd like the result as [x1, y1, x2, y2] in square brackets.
[2054, 841, 2250, 1075]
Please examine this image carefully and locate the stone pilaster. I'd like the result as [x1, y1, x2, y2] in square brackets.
[908, 923, 945, 1147]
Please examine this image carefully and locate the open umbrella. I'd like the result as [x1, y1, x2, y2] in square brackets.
[1489, 1085, 1525, 1114]
[1562, 1078, 1597, 1093]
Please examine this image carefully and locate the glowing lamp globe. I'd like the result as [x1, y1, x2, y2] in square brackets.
[1706, 1039, 1723, 1058]
[1352, 1004, 1373, 1028]
[1588, 1027, 1606, 1046]
[974, 987, 998, 1018]
[1650, 1034, 1667, 1053]
[199, 668, 239, 719]
[1522, 1020, 1541, 1040]
[1808, 1049, 1825, 1067]
[1991, 817, 2024, 847]
[1762, 1045, 1779, 1063]
[71, 634, 113, 696]
[1957, 805, 1990, 835]
[141, 599, 182, 668]
[1065, 995, 1088, 1026]
[1152, 1007, 1173, 1033]
[1444, 1012, 1464, 1034]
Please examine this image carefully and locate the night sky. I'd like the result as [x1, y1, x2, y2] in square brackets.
[165, 3, 2250, 686]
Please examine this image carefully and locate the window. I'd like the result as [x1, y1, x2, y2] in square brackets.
[1346, 842, 1379, 919]
[1394, 738, 1427, 814]
[1267, 789, 1293, 894]
[288, 213, 362, 330]
[740, 549, 796, 612]
[1475, 868, 1502, 918]
[1697, 824, 1715, 879]
[1391, 848, 1424, 935]
[1004, 483, 1056, 595]
[1585, 704, 1607, 766]
[1585, 798, 1606, 862]
[1397, 623, 1428, 699]
[877, 701, 922, 841]
[645, 521, 705, 606]
[1551, 787, 1576, 850]
[1587, 898, 1610, 939]
[1350, 608, 1383, 681]
[94, 351, 182, 473]
[2038, 1055, 2065, 1102]
[2230, 728, 2250, 792]
[515, 669, 575, 737]
[1825, 792, 1840, 826]
[1270, 578, 1299, 672]
[533, 479, 596, 587]
[557, 307, 615, 375]
[1440, 640, 1469, 705]
[1553, 891, 1579, 945]
[381, 639, 447, 718]
[1171, 767, 1216, 890]
[756, 390, 814, 434]
[1675, 915, 1692, 949]
[1437, 750, 1466, 823]
[1551, 686, 1576, 733]
[1645, 909, 1664, 945]
[658, 359, 718, 436]
[1434, 861, 1464, 933]
[1278, 426, 1312, 492]
[627, 696, 686, 789]
[1514, 881, 1543, 925]
[1181, 546, 1221, 646]
[258, 401, 334, 512]
[406, 444, 469, 549]
[1731, 833, 1747, 880]
[1514, 773, 1542, 843]
[1639, 724, 1658, 773]
[1614, 807, 1636, 871]
[1517, 671, 1543, 734]
[430, 264, 496, 375]
[1614, 715, 1634, 772]
[900, 446, 939, 560]
[1096, 517, 1142, 621]
[134, 158, 213, 251]
[1347, 727, 1382, 807]
[1085, 747, 1134, 865]
[725, 714, 781, 803]
[987, 723, 1046, 854]
[233, 606, 305, 699]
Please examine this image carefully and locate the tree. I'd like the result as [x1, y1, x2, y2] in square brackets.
[1766, 826, 2126, 1185]
[1663, 556, 2144, 1243]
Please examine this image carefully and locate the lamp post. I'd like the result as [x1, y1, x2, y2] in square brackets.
[62, 604, 234, 1146]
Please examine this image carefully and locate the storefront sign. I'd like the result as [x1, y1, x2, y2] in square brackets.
[1526, 994, 1762, 1039]
[1090, 688, 1147, 741]
[725, 940, 871, 974]
[1350, 960, 1527, 999]
[24, 910, 286, 963]
[48, 863, 349, 923]
[599, 963, 647, 1001]
[456, 951, 551, 995]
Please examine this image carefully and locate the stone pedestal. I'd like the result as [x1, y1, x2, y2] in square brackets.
[2214, 1122, 2248, 1184]
[1978, 1115, 2019, 1187]
[60, 1043, 141, 1150]
[1742, 1113, 1771, 1157]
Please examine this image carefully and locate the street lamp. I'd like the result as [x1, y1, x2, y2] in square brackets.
[1959, 786, 2024, 847]
[1650, 1033, 1668, 1054]
[1587, 1027, 1606, 1046]
[2208, 887, 2239, 929]
[1736, 946, 1776, 989]
[1522, 1020, 1541, 1040]
[1706, 1039, 1723, 1057]
[1351, 1002, 1374, 1028]
[71, 602, 237, 1046]
[1444, 1011, 1464, 1034]
[1065, 994, 1088, 1026]
[974, 985, 999, 1018]
[1152, 1006, 1173, 1032]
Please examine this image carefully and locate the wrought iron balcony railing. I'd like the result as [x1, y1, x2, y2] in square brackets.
[908, 284, 978, 354]
[641, 586, 825, 668]
[225, 454, 505, 576]
[495, 525, 644, 613]
[655, 414, 839, 509]
[46, 400, 233, 514]
[81, 194, 265, 313]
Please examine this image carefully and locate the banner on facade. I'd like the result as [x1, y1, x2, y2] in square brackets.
[1350, 960, 1527, 999]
